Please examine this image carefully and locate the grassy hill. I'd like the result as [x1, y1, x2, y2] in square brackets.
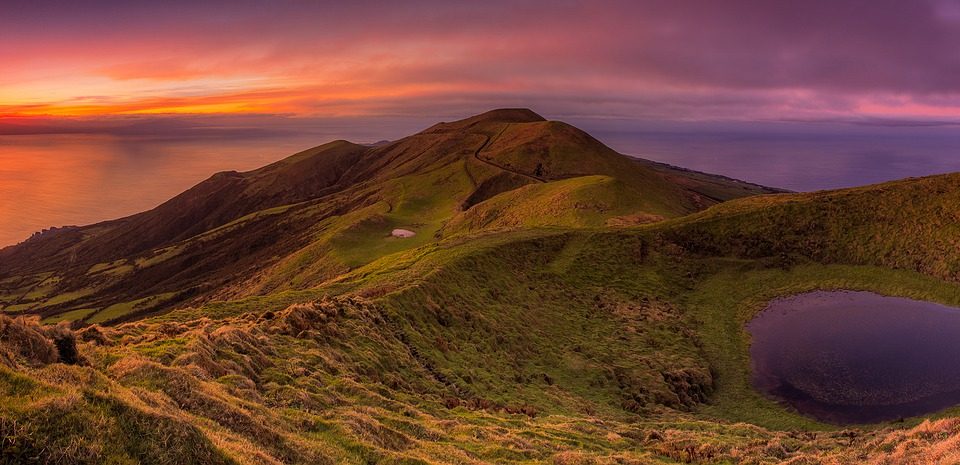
[665, 172, 960, 281]
[0, 109, 774, 324]
[441, 175, 668, 235]
[5, 110, 960, 464]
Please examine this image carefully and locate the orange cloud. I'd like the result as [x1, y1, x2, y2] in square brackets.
[0, 77, 498, 119]
[5, 1, 960, 122]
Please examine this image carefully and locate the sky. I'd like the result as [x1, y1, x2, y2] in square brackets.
[4, 0, 960, 246]
[4, 0, 960, 131]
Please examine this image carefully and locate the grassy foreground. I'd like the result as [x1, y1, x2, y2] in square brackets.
[5, 219, 960, 463]
[5, 113, 960, 463]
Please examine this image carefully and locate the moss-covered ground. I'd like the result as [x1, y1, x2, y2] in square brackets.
[5, 211, 960, 463]
[4, 115, 960, 463]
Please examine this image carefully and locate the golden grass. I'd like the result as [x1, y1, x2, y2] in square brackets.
[5, 291, 960, 464]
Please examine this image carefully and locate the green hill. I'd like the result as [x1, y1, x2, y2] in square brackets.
[442, 175, 668, 235]
[666, 172, 960, 281]
[6, 110, 960, 464]
[0, 109, 774, 324]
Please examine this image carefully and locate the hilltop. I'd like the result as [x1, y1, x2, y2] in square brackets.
[6, 110, 960, 464]
[0, 109, 774, 324]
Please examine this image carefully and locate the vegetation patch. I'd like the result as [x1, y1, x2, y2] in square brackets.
[88, 292, 177, 324]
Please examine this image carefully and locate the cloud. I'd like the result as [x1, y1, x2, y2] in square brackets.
[4, 0, 960, 121]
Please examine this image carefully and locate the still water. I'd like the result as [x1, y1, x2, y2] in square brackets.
[4, 120, 960, 247]
[589, 120, 960, 193]
[748, 290, 960, 424]
[0, 133, 338, 247]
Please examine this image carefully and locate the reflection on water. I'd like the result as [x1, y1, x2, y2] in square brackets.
[4, 120, 960, 247]
[748, 290, 960, 424]
[585, 120, 960, 192]
[0, 133, 339, 247]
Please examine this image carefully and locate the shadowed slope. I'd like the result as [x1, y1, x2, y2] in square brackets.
[0, 109, 775, 323]
[0, 140, 368, 272]
[6, 170, 960, 463]
[664, 172, 960, 282]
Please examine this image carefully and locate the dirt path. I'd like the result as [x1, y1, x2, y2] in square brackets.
[472, 124, 545, 183]
[463, 152, 479, 188]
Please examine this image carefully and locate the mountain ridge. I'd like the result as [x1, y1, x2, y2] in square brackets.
[0, 109, 777, 323]
[5, 112, 960, 463]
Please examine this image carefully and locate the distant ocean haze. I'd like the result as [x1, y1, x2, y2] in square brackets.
[583, 120, 960, 193]
[3, 119, 960, 247]
[0, 133, 334, 248]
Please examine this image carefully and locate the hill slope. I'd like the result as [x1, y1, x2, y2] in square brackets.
[5, 171, 960, 463]
[0, 109, 775, 324]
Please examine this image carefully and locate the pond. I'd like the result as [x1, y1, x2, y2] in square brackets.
[747, 290, 960, 424]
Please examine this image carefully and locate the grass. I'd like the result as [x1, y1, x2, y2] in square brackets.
[7, 238, 960, 463]
[87, 259, 133, 277]
[0, 111, 766, 318]
[664, 173, 960, 284]
[1, 303, 36, 313]
[0, 274, 64, 313]
[688, 262, 960, 429]
[326, 158, 476, 268]
[87, 292, 177, 324]
[7, 225, 960, 463]
[133, 245, 184, 268]
[37, 289, 96, 309]
[8, 113, 960, 463]
[442, 175, 664, 237]
[41, 307, 97, 324]
[192, 204, 297, 242]
[324, 224, 960, 431]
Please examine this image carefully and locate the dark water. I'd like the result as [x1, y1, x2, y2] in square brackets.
[748, 290, 960, 424]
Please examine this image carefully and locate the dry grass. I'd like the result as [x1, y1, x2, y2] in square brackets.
[8, 172, 960, 463]
[5, 296, 960, 465]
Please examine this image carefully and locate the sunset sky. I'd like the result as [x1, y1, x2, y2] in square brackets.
[5, 0, 960, 131]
